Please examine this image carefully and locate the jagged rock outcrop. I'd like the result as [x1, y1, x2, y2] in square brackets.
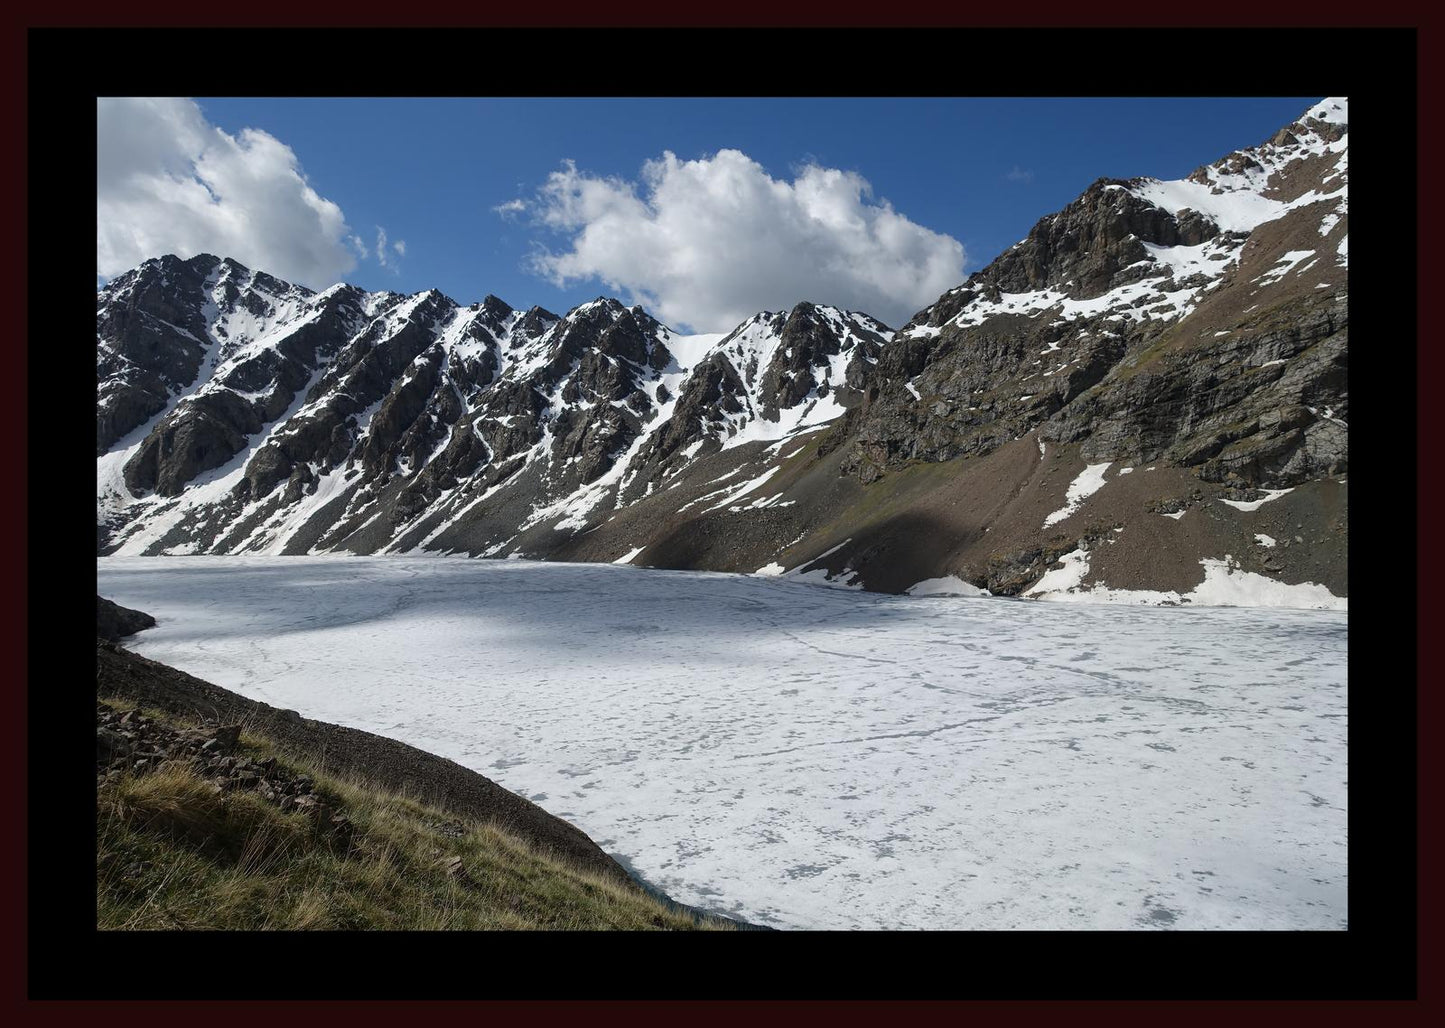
[96, 701, 357, 850]
[97, 596, 156, 642]
[98, 257, 890, 559]
[828, 97, 1348, 495]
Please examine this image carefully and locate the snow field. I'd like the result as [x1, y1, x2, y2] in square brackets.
[99, 556, 1346, 931]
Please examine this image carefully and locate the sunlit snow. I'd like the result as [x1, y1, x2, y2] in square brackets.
[1257, 250, 1317, 287]
[1219, 488, 1293, 512]
[905, 575, 990, 597]
[1043, 462, 1112, 528]
[99, 556, 1347, 932]
[1026, 549, 1345, 611]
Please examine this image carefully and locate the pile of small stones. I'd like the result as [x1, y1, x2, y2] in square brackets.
[97, 703, 354, 847]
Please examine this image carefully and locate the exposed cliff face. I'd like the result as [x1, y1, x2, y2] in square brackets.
[97, 257, 890, 564]
[97, 99, 1347, 607]
[830, 97, 1348, 495]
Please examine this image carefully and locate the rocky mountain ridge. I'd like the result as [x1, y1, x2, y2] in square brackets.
[98, 254, 890, 558]
[97, 98, 1348, 606]
[833, 96, 1348, 488]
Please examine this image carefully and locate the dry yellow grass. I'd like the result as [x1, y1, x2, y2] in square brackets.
[97, 700, 725, 932]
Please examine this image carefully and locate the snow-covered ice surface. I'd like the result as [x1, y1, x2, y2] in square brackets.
[98, 556, 1348, 932]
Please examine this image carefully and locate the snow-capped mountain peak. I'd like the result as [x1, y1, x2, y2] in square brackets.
[98, 268, 894, 558]
[97, 99, 1347, 609]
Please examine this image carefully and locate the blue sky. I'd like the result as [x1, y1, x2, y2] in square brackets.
[98, 96, 1319, 332]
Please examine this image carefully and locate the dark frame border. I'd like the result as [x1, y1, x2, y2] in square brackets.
[17, 24, 1422, 1004]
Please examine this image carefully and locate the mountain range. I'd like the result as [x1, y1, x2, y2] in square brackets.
[97, 97, 1348, 605]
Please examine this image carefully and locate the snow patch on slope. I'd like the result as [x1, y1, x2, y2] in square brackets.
[1043, 462, 1112, 528]
[612, 546, 646, 565]
[1219, 488, 1293, 512]
[906, 575, 990, 597]
[1026, 549, 1344, 611]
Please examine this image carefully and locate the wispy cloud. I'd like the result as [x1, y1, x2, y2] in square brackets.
[493, 198, 527, 219]
[374, 227, 405, 273]
[1005, 165, 1035, 184]
[520, 151, 966, 332]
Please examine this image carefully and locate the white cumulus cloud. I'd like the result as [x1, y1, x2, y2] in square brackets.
[521, 150, 966, 332]
[97, 97, 358, 288]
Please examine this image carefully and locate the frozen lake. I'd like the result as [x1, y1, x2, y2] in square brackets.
[97, 555, 1348, 931]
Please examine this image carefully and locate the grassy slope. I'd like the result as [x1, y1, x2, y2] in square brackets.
[97, 698, 722, 931]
